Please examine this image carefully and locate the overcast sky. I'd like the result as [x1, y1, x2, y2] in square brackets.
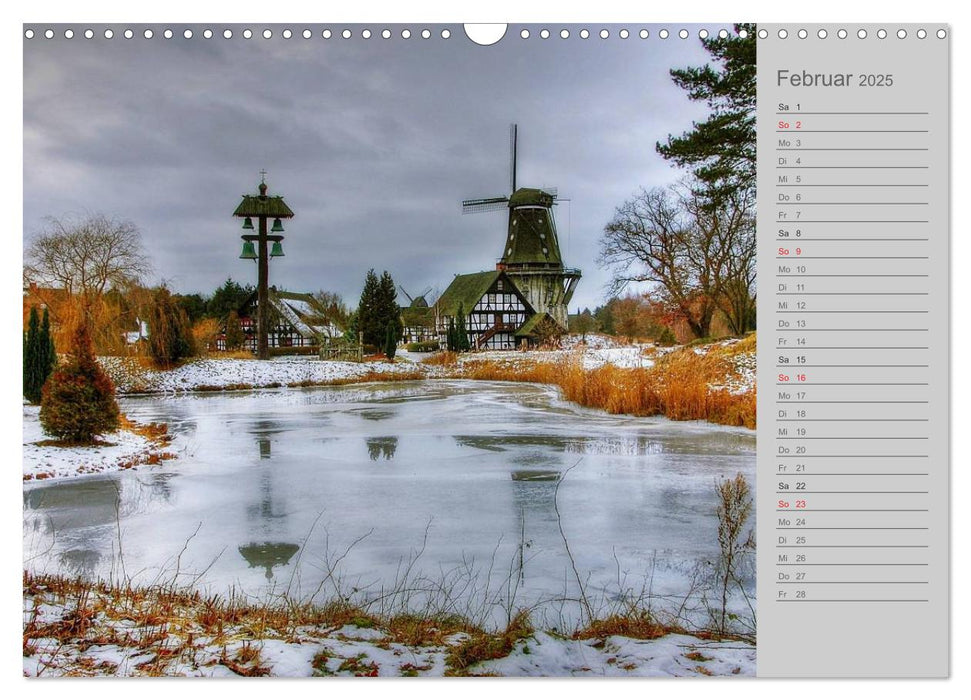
[23, 24, 719, 311]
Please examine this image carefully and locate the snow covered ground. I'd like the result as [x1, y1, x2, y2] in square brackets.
[23, 589, 755, 677]
[22, 405, 176, 482]
[97, 334, 674, 394]
[98, 356, 423, 394]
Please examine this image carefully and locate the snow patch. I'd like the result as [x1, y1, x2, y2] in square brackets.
[22, 405, 172, 482]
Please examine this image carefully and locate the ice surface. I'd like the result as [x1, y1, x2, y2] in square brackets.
[23, 380, 755, 629]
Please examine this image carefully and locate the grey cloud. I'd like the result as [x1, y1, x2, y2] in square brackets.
[24, 24, 718, 310]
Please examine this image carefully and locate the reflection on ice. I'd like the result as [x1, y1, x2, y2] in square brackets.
[510, 470, 560, 482]
[58, 548, 102, 576]
[238, 542, 300, 580]
[24, 380, 755, 628]
[366, 437, 398, 461]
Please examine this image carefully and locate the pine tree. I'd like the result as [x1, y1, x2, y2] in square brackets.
[23, 307, 42, 403]
[357, 269, 382, 348]
[40, 322, 120, 443]
[207, 278, 253, 319]
[656, 23, 756, 202]
[359, 270, 403, 350]
[377, 271, 404, 346]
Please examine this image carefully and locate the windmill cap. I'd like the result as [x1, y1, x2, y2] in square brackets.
[508, 188, 555, 208]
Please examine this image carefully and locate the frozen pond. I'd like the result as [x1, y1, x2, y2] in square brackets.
[23, 380, 755, 629]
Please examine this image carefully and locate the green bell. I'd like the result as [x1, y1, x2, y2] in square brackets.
[270, 241, 285, 257]
[242, 216, 254, 230]
[271, 218, 285, 233]
[239, 241, 257, 259]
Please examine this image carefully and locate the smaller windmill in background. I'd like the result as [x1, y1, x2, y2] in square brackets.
[461, 124, 581, 330]
[399, 285, 438, 346]
[399, 285, 434, 308]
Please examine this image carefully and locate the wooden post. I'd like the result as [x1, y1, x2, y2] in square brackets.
[257, 212, 270, 360]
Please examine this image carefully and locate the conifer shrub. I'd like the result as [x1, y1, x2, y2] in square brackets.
[455, 303, 471, 352]
[23, 307, 42, 403]
[24, 306, 58, 403]
[384, 320, 398, 360]
[40, 323, 120, 443]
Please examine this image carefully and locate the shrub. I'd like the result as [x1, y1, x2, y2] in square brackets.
[653, 325, 677, 346]
[40, 324, 119, 443]
[405, 341, 440, 353]
[191, 318, 221, 355]
[224, 310, 245, 351]
[268, 345, 318, 357]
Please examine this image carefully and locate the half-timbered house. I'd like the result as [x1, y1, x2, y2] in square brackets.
[217, 288, 343, 352]
[400, 295, 438, 345]
[435, 270, 554, 350]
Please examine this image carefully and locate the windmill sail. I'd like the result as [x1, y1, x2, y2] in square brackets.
[510, 123, 518, 193]
[462, 196, 509, 214]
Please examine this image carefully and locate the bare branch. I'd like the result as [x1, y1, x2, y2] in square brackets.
[24, 213, 152, 298]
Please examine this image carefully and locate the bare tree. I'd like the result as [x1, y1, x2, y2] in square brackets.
[682, 187, 756, 336]
[598, 184, 755, 339]
[24, 213, 151, 299]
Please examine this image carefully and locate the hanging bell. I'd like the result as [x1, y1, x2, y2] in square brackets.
[241, 216, 254, 230]
[239, 241, 257, 259]
[270, 241, 285, 257]
[271, 218, 285, 233]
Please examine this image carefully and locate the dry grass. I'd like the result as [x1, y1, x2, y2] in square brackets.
[24, 570, 747, 677]
[24, 571, 491, 677]
[386, 613, 475, 648]
[421, 351, 458, 367]
[444, 611, 533, 675]
[118, 414, 170, 444]
[207, 350, 255, 360]
[573, 611, 677, 641]
[445, 335, 756, 429]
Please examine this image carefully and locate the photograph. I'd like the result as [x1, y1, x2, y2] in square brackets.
[22, 22, 758, 677]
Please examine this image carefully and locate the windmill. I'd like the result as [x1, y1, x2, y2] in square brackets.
[398, 285, 434, 308]
[399, 285, 437, 344]
[461, 124, 581, 330]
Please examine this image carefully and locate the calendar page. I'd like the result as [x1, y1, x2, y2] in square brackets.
[19, 15, 951, 682]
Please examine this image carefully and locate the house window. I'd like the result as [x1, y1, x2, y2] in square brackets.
[496, 279, 504, 291]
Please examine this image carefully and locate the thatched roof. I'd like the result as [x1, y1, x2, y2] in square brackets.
[401, 304, 434, 327]
[515, 312, 554, 337]
[435, 271, 500, 317]
[239, 289, 342, 339]
[233, 195, 295, 219]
